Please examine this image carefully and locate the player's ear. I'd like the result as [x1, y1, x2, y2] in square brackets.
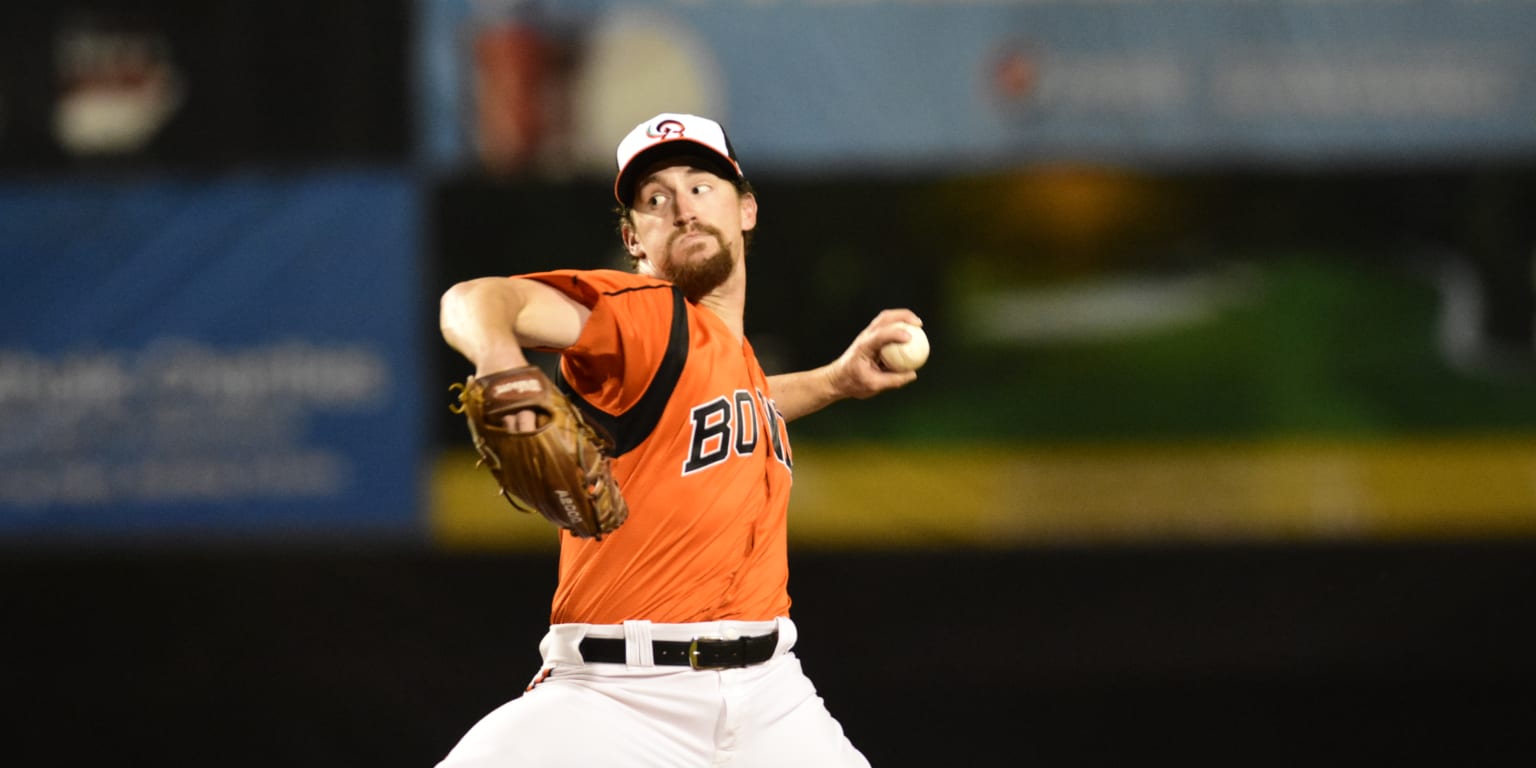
[620, 221, 656, 274]
[739, 192, 758, 232]
[620, 218, 645, 257]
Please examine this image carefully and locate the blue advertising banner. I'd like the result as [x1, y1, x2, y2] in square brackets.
[417, 0, 1536, 175]
[0, 171, 424, 542]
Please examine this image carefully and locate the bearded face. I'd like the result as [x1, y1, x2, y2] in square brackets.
[659, 222, 736, 302]
[622, 164, 757, 301]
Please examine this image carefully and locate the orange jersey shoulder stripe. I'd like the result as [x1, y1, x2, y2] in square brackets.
[521, 270, 794, 625]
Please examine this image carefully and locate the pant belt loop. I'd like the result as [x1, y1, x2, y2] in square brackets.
[772, 616, 797, 657]
[622, 620, 653, 667]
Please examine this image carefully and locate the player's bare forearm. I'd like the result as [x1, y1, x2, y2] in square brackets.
[769, 360, 912, 423]
[768, 310, 923, 422]
[440, 277, 590, 376]
[766, 366, 841, 422]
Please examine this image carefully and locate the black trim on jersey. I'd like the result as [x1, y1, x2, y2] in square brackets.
[558, 285, 689, 458]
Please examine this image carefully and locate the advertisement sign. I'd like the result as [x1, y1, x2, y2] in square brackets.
[0, 172, 424, 541]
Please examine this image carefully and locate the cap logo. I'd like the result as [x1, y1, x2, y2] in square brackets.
[647, 119, 686, 140]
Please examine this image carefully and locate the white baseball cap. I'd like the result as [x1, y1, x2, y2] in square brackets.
[614, 112, 744, 205]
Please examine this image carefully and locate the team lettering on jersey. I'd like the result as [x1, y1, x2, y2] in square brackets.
[683, 387, 791, 475]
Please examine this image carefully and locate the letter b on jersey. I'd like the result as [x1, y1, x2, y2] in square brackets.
[684, 399, 732, 474]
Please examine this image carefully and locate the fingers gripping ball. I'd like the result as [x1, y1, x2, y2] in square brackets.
[450, 366, 628, 539]
[879, 322, 930, 372]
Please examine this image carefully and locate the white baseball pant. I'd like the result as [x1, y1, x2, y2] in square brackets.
[435, 617, 870, 768]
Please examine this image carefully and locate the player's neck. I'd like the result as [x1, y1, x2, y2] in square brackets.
[698, 293, 745, 340]
[698, 267, 747, 340]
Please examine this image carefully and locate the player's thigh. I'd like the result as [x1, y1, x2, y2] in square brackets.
[436, 677, 709, 768]
[736, 657, 871, 768]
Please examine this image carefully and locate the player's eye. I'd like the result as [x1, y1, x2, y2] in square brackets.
[691, 184, 712, 195]
[646, 192, 668, 208]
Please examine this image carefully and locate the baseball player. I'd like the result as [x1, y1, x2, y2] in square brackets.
[436, 112, 922, 767]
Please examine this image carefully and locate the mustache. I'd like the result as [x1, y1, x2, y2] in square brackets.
[668, 222, 726, 249]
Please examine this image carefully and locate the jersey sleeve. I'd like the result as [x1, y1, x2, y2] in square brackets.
[518, 269, 677, 419]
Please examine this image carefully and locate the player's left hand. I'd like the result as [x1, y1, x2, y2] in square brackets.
[827, 309, 923, 400]
[451, 366, 628, 539]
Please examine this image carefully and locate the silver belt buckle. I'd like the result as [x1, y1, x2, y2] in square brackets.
[688, 636, 728, 670]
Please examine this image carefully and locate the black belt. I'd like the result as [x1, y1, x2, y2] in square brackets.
[578, 631, 779, 670]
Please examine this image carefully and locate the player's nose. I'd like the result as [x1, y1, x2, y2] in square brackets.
[672, 196, 698, 225]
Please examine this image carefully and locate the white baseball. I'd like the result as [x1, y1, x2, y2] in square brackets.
[879, 322, 929, 372]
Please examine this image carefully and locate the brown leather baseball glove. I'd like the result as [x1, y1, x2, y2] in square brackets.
[450, 366, 627, 539]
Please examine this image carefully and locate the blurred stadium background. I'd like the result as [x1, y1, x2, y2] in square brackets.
[3, 1, 1535, 764]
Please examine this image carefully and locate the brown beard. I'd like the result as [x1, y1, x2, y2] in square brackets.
[662, 225, 735, 302]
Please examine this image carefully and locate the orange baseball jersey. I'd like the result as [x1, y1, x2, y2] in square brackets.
[521, 269, 794, 625]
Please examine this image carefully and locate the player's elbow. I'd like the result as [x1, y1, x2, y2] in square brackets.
[440, 278, 508, 341]
[438, 280, 472, 338]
